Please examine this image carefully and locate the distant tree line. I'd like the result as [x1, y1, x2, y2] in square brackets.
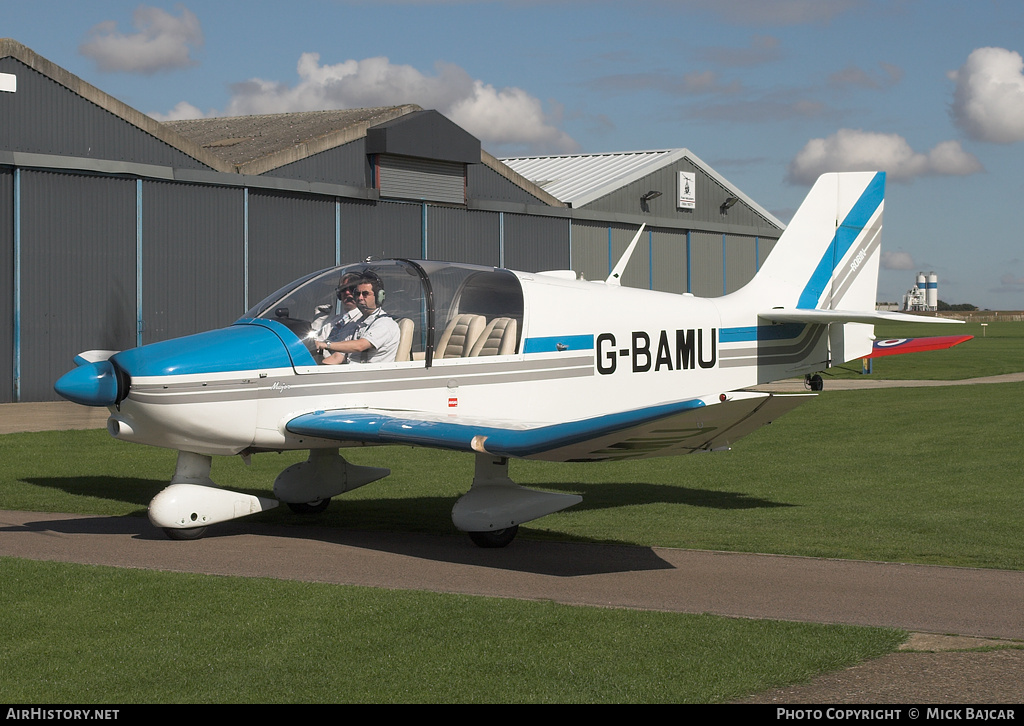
[937, 300, 979, 311]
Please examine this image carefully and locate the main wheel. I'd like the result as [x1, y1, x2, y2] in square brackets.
[287, 498, 331, 514]
[163, 526, 208, 541]
[468, 525, 519, 548]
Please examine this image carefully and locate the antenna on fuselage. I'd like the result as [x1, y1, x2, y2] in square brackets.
[606, 223, 646, 286]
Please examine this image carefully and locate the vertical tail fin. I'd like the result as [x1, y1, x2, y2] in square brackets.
[730, 172, 959, 374]
[748, 171, 885, 312]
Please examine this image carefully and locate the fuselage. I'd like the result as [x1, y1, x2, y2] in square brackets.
[66, 259, 829, 457]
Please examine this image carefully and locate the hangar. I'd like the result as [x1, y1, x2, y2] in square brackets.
[0, 39, 783, 402]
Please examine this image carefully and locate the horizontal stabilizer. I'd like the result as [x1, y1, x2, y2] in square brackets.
[864, 335, 974, 359]
[759, 308, 964, 326]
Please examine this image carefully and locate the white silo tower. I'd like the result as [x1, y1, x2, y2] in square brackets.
[927, 272, 938, 310]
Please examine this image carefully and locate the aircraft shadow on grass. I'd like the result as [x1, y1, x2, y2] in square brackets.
[11, 475, 793, 577]
[21, 474, 794, 517]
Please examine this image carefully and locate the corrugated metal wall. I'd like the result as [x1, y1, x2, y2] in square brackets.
[142, 181, 245, 342]
[1, 168, 778, 401]
[724, 235, 760, 294]
[688, 231, 726, 297]
[248, 190, 338, 304]
[569, 221, 613, 282]
[19, 170, 137, 401]
[0, 169, 12, 402]
[269, 140, 370, 187]
[580, 156, 778, 233]
[0, 58, 210, 170]
[467, 164, 551, 206]
[650, 228, 689, 293]
[502, 213, 570, 272]
[340, 199, 423, 261]
[427, 206, 500, 266]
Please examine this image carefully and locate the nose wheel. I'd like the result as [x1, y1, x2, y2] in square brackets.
[163, 526, 208, 541]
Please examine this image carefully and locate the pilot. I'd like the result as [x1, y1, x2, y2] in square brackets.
[316, 271, 400, 364]
[315, 272, 363, 347]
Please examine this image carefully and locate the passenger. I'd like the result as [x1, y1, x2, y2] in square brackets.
[315, 273, 363, 361]
[316, 271, 400, 364]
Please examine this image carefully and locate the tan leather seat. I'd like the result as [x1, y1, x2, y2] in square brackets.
[435, 314, 486, 358]
[469, 317, 517, 356]
[395, 318, 415, 362]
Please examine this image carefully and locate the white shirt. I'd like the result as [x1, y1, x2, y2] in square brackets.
[323, 308, 363, 343]
[349, 308, 400, 363]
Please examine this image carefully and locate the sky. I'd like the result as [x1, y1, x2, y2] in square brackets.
[5, 0, 1024, 309]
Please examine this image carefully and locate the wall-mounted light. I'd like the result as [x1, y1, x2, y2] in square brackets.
[640, 190, 662, 213]
[720, 196, 739, 214]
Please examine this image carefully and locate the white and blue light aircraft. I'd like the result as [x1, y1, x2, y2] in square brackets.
[55, 172, 968, 546]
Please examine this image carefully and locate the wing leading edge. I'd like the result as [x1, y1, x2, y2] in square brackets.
[286, 391, 813, 462]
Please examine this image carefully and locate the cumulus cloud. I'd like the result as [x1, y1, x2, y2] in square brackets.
[150, 100, 206, 122]
[881, 251, 915, 270]
[213, 53, 578, 155]
[80, 5, 203, 74]
[949, 47, 1024, 144]
[786, 129, 983, 184]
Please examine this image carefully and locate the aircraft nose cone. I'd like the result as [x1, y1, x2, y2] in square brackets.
[54, 360, 120, 407]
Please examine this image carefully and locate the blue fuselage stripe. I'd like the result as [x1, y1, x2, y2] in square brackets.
[720, 323, 806, 343]
[523, 334, 595, 354]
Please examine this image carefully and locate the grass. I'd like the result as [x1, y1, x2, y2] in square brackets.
[1, 322, 1020, 702]
[0, 558, 904, 703]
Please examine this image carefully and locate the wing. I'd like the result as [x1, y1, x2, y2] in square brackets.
[864, 334, 974, 359]
[285, 391, 813, 463]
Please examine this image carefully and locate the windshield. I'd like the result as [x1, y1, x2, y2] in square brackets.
[242, 259, 523, 365]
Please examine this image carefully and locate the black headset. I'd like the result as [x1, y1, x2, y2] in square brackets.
[338, 269, 385, 305]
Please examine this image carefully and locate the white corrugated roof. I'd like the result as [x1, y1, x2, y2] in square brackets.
[502, 148, 783, 228]
[501, 149, 687, 208]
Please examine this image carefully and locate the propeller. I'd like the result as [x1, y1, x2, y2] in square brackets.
[54, 358, 129, 407]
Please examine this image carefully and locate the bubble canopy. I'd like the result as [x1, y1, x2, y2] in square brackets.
[240, 259, 525, 366]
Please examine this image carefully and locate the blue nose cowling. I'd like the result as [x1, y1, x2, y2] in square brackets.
[54, 360, 120, 407]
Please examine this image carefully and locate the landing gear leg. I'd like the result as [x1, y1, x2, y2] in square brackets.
[452, 454, 583, 548]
